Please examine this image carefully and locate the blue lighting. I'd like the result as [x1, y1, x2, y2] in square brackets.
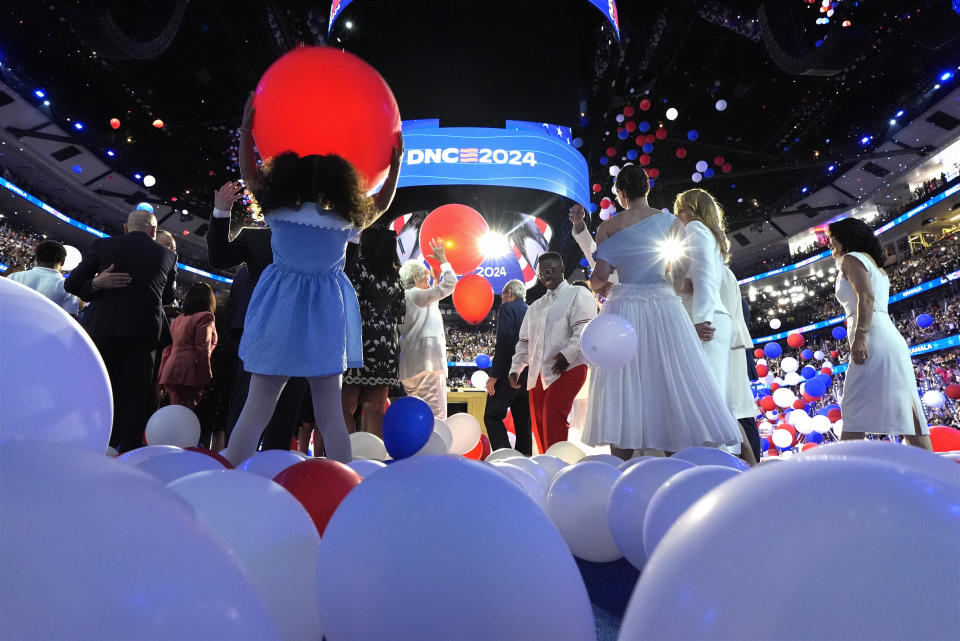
[72, 165, 82, 174]
[860, 135, 871, 144]
[940, 71, 953, 82]
[73, 122, 83, 130]
[34, 89, 45, 98]
[896, 110, 904, 117]
[133, 173, 142, 180]
[106, 150, 116, 157]
[801, 186, 808, 193]
[826, 164, 836, 172]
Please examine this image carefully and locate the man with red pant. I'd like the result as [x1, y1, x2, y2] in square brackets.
[509, 252, 596, 451]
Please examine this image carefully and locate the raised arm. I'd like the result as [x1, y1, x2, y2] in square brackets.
[840, 254, 874, 365]
[408, 239, 457, 307]
[569, 204, 598, 269]
[206, 182, 250, 269]
[372, 133, 404, 216]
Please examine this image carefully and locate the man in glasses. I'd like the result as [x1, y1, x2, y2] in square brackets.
[509, 252, 596, 451]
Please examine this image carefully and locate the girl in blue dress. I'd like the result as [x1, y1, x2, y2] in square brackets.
[221, 94, 402, 464]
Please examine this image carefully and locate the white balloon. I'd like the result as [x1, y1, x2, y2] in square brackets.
[599, 208, 612, 221]
[715, 99, 728, 111]
[572, 137, 583, 148]
[783, 372, 803, 386]
[414, 430, 448, 456]
[609, 165, 620, 177]
[772, 387, 797, 409]
[491, 462, 546, 508]
[642, 465, 741, 557]
[169, 470, 321, 641]
[143, 174, 156, 187]
[771, 428, 793, 449]
[546, 461, 623, 562]
[145, 405, 201, 448]
[105, 445, 119, 457]
[786, 409, 809, 426]
[116, 444, 182, 466]
[500, 456, 552, 492]
[695, 160, 708, 173]
[0, 278, 112, 453]
[800, 440, 960, 488]
[579, 453, 624, 467]
[236, 449, 304, 479]
[619, 458, 960, 641]
[0, 440, 281, 640]
[615, 113, 625, 123]
[433, 419, 453, 452]
[666, 107, 678, 120]
[62, 245, 82, 271]
[134, 449, 227, 484]
[833, 418, 844, 438]
[691, 172, 702, 183]
[922, 389, 946, 409]
[470, 370, 489, 389]
[486, 447, 525, 463]
[347, 458, 388, 478]
[580, 313, 639, 369]
[756, 358, 767, 366]
[349, 431, 388, 460]
[672, 447, 750, 471]
[530, 454, 569, 481]
[446, 413, 482, 454]
[315, 457, 596, 640]
[545, 441, 587, 464]
[810, 414, 832, 434]
[607, 458, 695, 571]
[814, 350, 825, 360]
[780, 356, 799, 373]
[770, 318, 782, 329]
[795, 416, 815, 435]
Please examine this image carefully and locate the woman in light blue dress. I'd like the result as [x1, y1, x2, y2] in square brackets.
[583, 166, 741, 455]
[221, 94, 402, 464]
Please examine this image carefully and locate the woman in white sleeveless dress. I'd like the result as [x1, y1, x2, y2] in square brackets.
[828, 218, 932, 449]
[582, 166, 741, 456]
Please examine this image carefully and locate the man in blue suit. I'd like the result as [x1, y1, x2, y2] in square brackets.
[484, 279, 533, 454]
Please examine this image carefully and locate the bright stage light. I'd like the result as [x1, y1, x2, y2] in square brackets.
[657, 236, 686, 263]
[478, 232, 511, 257]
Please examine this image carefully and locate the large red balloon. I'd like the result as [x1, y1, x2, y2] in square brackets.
[452, 274, 494, 325]
[419, 204, 489, 274]
[273, 459, 361, 536]
[928, 426, 960, 452]
[787, 333, 805, 348]
[945, 384, 960, 400]
[252, 46, 401, 192]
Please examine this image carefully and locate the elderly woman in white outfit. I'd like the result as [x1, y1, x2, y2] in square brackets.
[673, 189, 754, 462]
[398, 240, 457, 419]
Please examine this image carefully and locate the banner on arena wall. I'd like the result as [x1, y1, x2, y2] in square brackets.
[329, 1, 619, 40]
[396, 119, 589, 207]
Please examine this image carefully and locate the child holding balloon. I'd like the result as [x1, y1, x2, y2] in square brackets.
[220, 92, 403, 465]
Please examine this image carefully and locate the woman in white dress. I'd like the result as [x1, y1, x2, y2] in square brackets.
[397, 241, 457, 419]
[828, 218, 932, 449]
[582, 166, 741, 457]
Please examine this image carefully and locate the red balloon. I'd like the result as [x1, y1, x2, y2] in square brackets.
[770, 383, 780, 392]
[756, 363, 769, 378]
[646, 168, 660, 179]
[600, 197, 611, 209]
[463, 434, 489, 460]
[504, 410, 516, 435]
[273, 459, 361, 536]
[820, 367, 833, 375]
[676, 147, 687, 159]
[109, 117, 121, 130]
[793, 399, 806, 410]
[592, 183, 602, 193]
[453, 274, 494, 325]
[801, 443, 819, 452]
[480, 434, 491, 459]
[606, 147, 617, 157]
[714, 155, 725, 166]
[635, 135, 645, 146]
[419, 203, 488, 274]
[185, 447, 234, 469]
[760, 396, 776, 412]
[623, 105, 635, 117]
[655, 127, 667, 140]
[827, 408, 842, 422]
[625, 120, 637, 132]
[721, 163, 732, 173]
[779, 423, 797, 439]
[152, 119, 164, 129]
[754, 349, 764, 359]
[787, 333, 805, 348]
[645, 134, 656, 144]
[945, 384, 960, 400]
[803, 392, 817, 403]
[638, 99, 651, 111]
[929, 426, 960, 452]
[639, 154, 651, 166]
[252, 47, 401, 192]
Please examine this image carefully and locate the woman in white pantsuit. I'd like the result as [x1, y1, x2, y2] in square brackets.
[828, 218, 932, 449]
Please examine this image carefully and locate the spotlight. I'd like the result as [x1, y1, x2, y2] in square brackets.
[143, 175, 156, 187]
[106, 150, 115, 157]
[889, 119, 897, 125]
[827, 164, 836, 172]
[478, 232, 511, 257]
[859, 135, 871, 145]
[657, 236, 686, 263]
[42, 100, 49, 106]
[133, 173, 142, 180]
[73, 122, 83, 130]
[896, 110, 904, 117]
[345, 20, 353, 29]
[34, 89, 45, 98]
[940, 71, 953, 82]
[801, 186, 808, 193]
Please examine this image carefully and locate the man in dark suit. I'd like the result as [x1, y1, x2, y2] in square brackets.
[483, 279, 533, 454]
[207, 181, 307, 452]
[65, 210, 177, 452]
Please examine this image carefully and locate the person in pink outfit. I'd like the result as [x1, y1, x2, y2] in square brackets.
[158, 283, 218, 408]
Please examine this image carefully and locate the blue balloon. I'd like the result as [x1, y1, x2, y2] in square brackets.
[816, 408, 830, 417]
[763, 342, 782, 358]
[638, 121, 650, 132]
[832, 326, 847, 340]
[804, 379, 826, 398]
[599, 156, 609, 166]
[382, 397, 434, 460]
[815, 373, 832, 389]
[916, 313, 934, 328]
[826, 403, 841, 412]
[589, 202, 599, 213]
[801, 366, 817, 380]
[626, 149, 638, 160]
[618, 130, 630, 140]
[757, 388, 771, 398]
[475, 354, 491, 369]
[760, 439, 770, 452]
[687, 129, 699, 141]
[642, 142, 654, 153]
[806, 431, 824, 444]
[580, 258, 590, 268]
[704, 168, 715, 178]
[580, 116, 590, 127]
[801, 349, 813, 360]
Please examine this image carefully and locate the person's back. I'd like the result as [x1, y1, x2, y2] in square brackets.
[9, 239, 80, 315]
[595, 212, 677, 285]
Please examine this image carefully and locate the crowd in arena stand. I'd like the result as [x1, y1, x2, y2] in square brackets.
[0, 221, 44, 271]
[445, 326, 497, 363]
